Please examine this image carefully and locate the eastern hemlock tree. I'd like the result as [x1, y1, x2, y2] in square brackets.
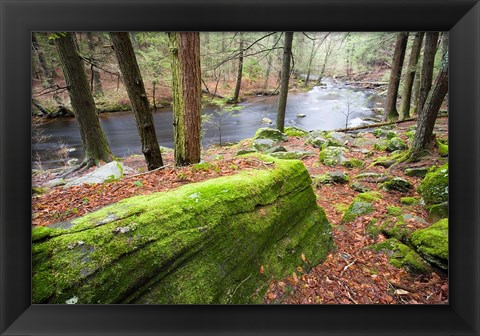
[399, 32, 424, 120]
[408, 51, 448, 161]
[416, 32, 439, 113]
[86, 32, 104, 96]
[168, 32, 202, 166]
[109, 32, 164, 170]
[276, 32, 293, 133]
[54, 32, 114, 168]
[383, 32, 408, 121]
[232, 32, 244, 103]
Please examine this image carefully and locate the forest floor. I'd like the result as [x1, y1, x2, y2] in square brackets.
[32, 116, 448, 305]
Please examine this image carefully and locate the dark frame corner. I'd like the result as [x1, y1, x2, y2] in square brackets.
[1, 1, 479, 335]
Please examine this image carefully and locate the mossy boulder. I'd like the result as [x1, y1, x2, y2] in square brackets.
[319, 147, 347, 166]
[313, 171, 349, 186]
[369, 238, 431, 274]
[428, 202, 448, 222]
[32, 157, 333, 304]
[284, 126, 308, 137]
[417, 164, 448, 205]
[253, 138, 276, 151]
[386, 137, 408, 152]
[410, 219, 448, 270]
[342, 158, 364, 168]
[436, 138, 448, 157]
[236, 148, 257, 156]
[400, 197, 419, 205]
[325, 131, 353, 147]
[350, 182, 370, 193]
[372, 128, 397, 139]
[341, 191, 380, 223]
[253, 127, 288, 142]
[381, 177, 413, 193]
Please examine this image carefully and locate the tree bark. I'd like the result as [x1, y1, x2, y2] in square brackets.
[276, 32, 293, 132]
[399, 32, 424, 120]
[168, 32, 202, 166]
[232, 33, 244, 103]
[409, 51, 448, 160]
[86, 32, 104, 96]
[54, 32, 113, 166]
[110, 32, 164, 170]
[383, 32, 408, 121]
[416, 32, 439, 113]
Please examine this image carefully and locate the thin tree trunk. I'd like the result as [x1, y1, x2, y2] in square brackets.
[399, 32, 424, 120]
[168, 32, 202, 166]
[411, 60, 422, 115]
[86, 32, 104, 96]
[416, 32, 439, 113]
[54, 32, 113, 166]
[304, 39, 316, 86]
[232, 33, 244, 103]
[263, 35, 274, 91]
[317, 40, 332, 85]
[276, 32, 293, 132]
[110, 32, 163, 170]
[383, 32, 409, 121]
[409, 51, 448, 160]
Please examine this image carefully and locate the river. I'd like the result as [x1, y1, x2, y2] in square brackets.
[33, 78, 384, 168]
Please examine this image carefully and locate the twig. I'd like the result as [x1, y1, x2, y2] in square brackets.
[231, 273, 252, 299]
[339, 258, 357, 277]
[346, 289, 358, 304]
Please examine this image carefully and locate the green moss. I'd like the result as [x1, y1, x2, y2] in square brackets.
[405, 167, 431, 177]
[381, 178, 413, 193]
[253, 127, 287, 142]
[350, 182, 370, 193]
[342, 158, 364, 168]
[319, 147, 347, 166]
[380, 218, 412, 243]
[417, 164, 448, 205]
[400, 197, 419, 205]
[32, 156, 332, 304]
[410, 219, 448, 270]
[428, 202, 448, 221]
[436, 138, 448, 156]
[387, 206, 403, 216]
[342, 201, 374, 223]
[269, 151, 311, 160]
[355, 191, 381, 203]
[284, 126, 308, 137]
[313, 172, 349, 186]
[334, 203, 349, 214]
[369, 238, 431, 274]
[366, 219, 380, 238]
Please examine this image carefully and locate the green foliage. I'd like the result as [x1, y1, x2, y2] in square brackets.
[48, 32, 67, 41]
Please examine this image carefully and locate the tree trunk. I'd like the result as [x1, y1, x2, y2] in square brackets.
[409, 51, 448, 160]
[304, 39, 316, 86]
[416, 32, 439, 113]
[168, 32, 202, 166]
[399, 32, 424, 120]
[54, 32, 113, 166]
[276, 32, 293, 132]
[110, 32, 164, 170]
[383, 32, 408, 121]
[32, 33, 55, 88]
[86, 32, 104, 96]
[232, 33, 244, 103]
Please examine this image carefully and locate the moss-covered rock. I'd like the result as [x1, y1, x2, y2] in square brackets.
[428, 202, 448, 222]
[350, 182, 370, 193]
[341, 193, 378, 224]
[381, 177, 413, 193]
[386, 137, 407, 152]
[417, 164, 448, 205]
[313, 171, 349, 186]
[236, 148, 257, 156]
[410, 219, 448, 270]
[368, 238, 431, 274]
[436, 138, 448, 157]
[253, 127, 288, 142]
[319, 147, 347, 166]
[354, 172, 388, 183]
[32, 157, 333, 304]
[373, 128, 397, 139]
[325, 132, 353, 147]
[284, 126, 308, 137]
[253, 138, 276, 151]
[400, 197, 419, 205]
[342, 158, 364, 168]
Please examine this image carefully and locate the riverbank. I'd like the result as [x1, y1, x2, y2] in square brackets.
[32, 117, 449, 304]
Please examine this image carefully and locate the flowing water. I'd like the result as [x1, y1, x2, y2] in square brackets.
[33, 78, 384, 168]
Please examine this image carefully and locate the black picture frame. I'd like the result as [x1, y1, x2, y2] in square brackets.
[1, 0, 479, 335]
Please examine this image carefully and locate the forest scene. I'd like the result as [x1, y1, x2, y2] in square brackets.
[31, 32, 449, 305]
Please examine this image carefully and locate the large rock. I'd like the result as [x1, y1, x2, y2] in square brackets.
[253, 127, 288, 142]
[32, 157, 333, 304]
[65, 161, 135, 187]
[417, 164, 448, 205]
[319, 147, 347, 166]
[325, 131, 354, 147]
[410, 219, 448, 270]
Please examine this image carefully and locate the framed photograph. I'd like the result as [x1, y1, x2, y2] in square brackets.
[1, 0, 479, 335]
